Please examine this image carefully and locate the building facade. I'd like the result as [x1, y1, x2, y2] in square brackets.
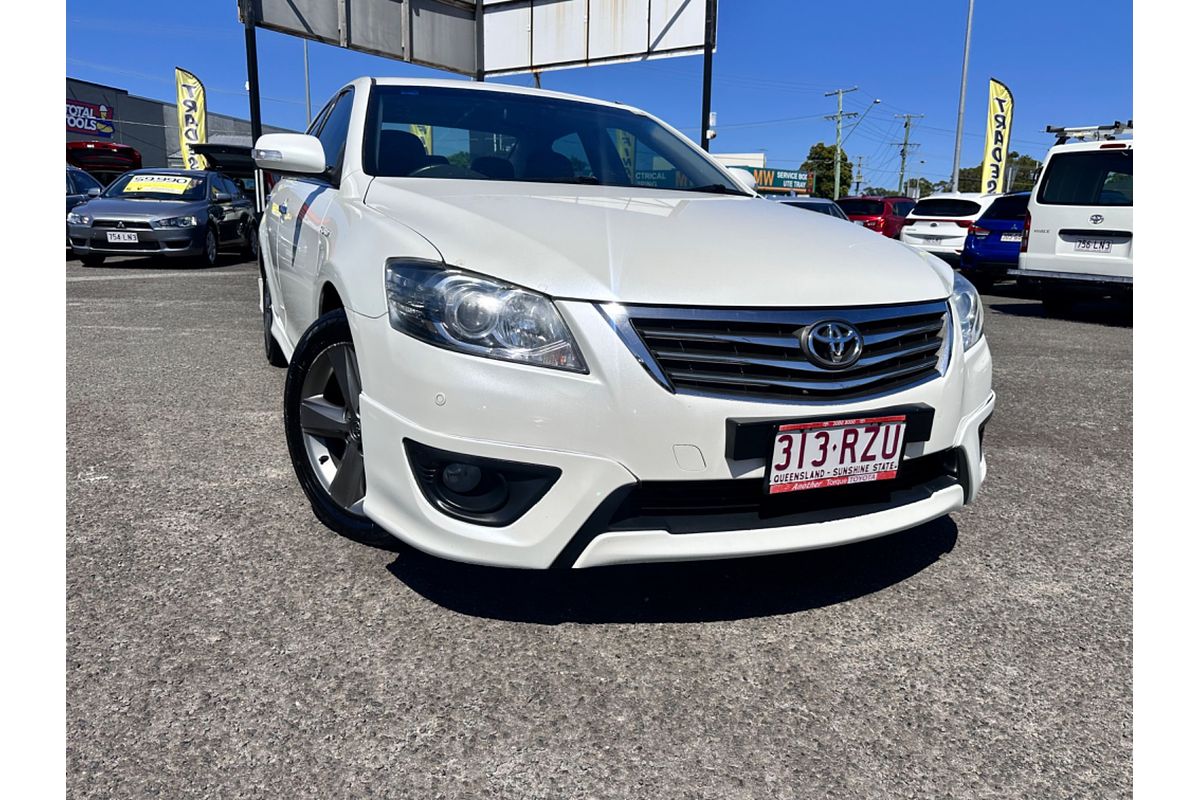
[66, 77, 292, 169]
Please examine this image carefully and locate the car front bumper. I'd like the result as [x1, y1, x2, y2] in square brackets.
[351, 301, 994, 569]
[68, 224, 206, 258]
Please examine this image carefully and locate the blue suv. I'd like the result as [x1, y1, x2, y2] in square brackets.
[960, 192, 1030, 291]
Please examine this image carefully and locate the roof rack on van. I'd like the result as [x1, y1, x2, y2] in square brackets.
[1045, 120, 1133, 145]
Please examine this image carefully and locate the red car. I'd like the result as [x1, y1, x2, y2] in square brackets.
[66, 140, 142, 186]
[834, 196, 915, 238]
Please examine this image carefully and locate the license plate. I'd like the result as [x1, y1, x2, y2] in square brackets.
[106, 231, 138, 243]
[1001, 232, 1022, 242]
[1074, 239, 1112, 253]
[854, 220, 866, 226]
[766, 415, 907, 495]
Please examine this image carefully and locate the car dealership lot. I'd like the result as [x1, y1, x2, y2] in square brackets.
[67, 256, 1130, 798]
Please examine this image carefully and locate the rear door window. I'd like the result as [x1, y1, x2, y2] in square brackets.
[911, 198, 982, 217]
[1037, 149, 1133, 206]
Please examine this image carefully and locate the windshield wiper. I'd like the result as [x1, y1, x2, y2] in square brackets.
[678, 183, 751, 196]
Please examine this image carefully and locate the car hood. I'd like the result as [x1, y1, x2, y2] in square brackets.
[73, 196, 208, 220]
[364, 179, 952, 306]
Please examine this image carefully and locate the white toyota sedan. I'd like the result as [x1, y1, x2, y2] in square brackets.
[254, 78, 994, 569]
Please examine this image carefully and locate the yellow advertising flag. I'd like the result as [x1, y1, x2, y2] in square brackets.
[981, 78, 1014, 194]
[613, 129, 636, 179]
[175, 67, 208, 170]
[409, 124, 434, 154]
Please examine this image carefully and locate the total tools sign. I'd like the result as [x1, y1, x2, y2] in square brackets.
[66, 99, 115, 138]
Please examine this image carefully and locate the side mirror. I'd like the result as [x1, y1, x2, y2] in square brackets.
[215, 191, 233, 203]
[86, 187, 102, 198]
[729, 168, 758, 193]
[253, 133, 326, 175]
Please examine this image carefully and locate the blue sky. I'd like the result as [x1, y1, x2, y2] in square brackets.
[66, 1, 1131, 188]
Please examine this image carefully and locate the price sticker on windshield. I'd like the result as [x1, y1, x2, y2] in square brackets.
[124, 175, 198, 195]
[766, 415, 907, 495]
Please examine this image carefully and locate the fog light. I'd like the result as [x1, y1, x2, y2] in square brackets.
[441, 462, 482, 494]
[405, 439, 562, 527]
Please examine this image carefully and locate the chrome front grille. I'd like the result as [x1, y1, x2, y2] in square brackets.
[612, 300, 950, 403]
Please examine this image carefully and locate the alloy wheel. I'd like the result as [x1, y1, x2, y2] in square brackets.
[205, 228, 218, 265]
[298, 342, 367, 515]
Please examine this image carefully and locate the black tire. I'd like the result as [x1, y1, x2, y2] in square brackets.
[196, 225, 219, 268]
[241, 218, 259, 258]
[964, 272, 994, 294]
[261, 267, 288, 368]
[283, 309, 389, 547]
[80, 254, 105, 268]
[1041, 285, 1074, 317]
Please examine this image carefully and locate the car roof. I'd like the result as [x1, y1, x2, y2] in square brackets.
[779, 196, 834, 203]
[1047, 138, 1133, 154]
[839, 195, 910, 201]
[917, 192, 994, 201]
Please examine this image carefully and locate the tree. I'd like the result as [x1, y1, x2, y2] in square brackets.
[801, 143, 853, 199]
[955, 151, 1042, 193]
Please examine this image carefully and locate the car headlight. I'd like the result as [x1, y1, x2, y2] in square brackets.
[67, 212, 91, 226]
[385, 260, 587, 373]
[951, 272, 984, 350]
[150, 215, 198, 229]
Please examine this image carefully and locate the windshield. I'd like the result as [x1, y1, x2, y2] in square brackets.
[104, 172, 206, 201]
[362, 85, 747, 194]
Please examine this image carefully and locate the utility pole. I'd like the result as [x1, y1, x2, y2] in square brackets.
[853, 156, 864, 195]
[894, 113, 924, 194]
[824, 86, 858, 200]
[950, 0, 975, 192]
[699, 0, 717, 151]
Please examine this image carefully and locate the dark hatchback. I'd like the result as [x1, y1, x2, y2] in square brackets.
[67, 169, 256, 267]
[960, 192, 1030, 290]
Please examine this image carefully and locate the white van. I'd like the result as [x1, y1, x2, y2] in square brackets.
[1015, 123, 1133, 312]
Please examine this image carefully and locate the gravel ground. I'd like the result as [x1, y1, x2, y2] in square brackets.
[66, 254, 1131, 798]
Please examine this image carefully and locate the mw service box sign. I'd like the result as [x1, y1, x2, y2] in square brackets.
[726, 166, 814, 193]
[66, 99, 115, 138]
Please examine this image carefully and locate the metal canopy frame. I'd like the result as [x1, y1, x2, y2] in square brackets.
[237, 0, 718, 199]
